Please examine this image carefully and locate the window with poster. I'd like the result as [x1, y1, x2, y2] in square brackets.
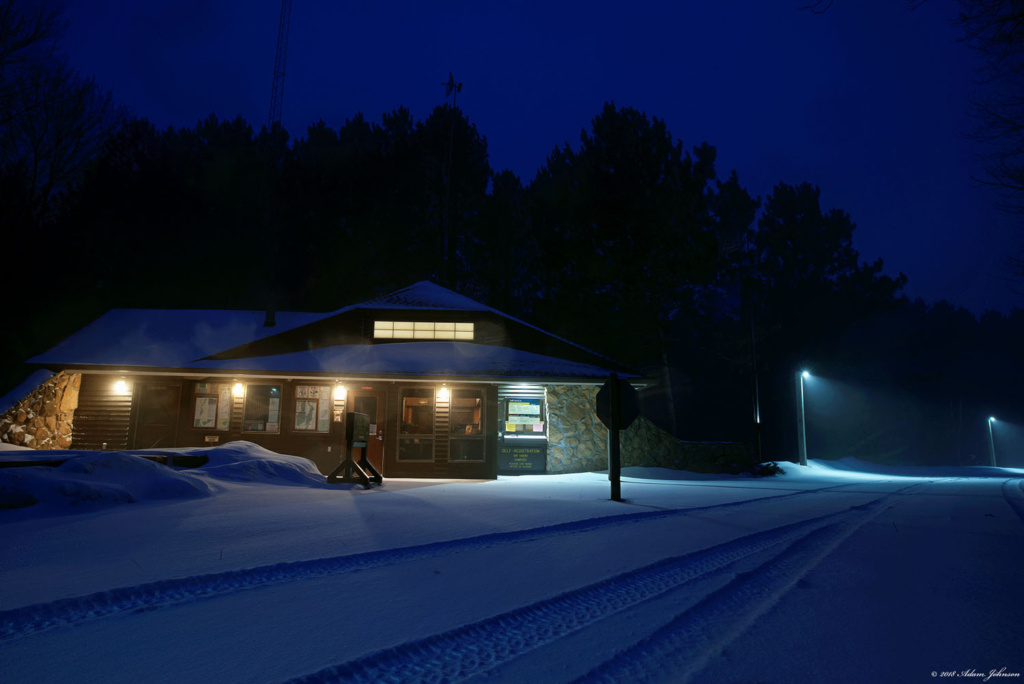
[502, 396, 545, 438]
[293, 384, 333, 433]
[192, 382, 232, 431]
[242, 384, 282, 434]
[449, 388, 484, 462]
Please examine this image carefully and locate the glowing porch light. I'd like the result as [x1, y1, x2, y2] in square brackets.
[437, 385, 449, 402]
[333, 384, 346, 401]
[113, 379, 128, 394]
[232, 382, 245, 398]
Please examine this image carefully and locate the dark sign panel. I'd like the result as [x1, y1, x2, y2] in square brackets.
[345, 411, 370, 447]
[498, 442, 547, 475]
[595, 377, 640, 430]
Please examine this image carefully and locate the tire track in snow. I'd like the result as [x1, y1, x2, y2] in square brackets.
[1000, 479, 1024, 522]
[285, 485, 916, 684]
[577, 489, 918, 683]
[0, 481, 867, 641]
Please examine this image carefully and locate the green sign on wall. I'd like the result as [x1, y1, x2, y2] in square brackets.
[498, 442, 547, 474]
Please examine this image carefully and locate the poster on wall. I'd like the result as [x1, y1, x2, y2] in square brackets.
[506, 398, 543, 434]
[217, 385, 231, 430]
[295, 400, 317, 431]
[318, 386, 332, 432]
[194, 397, 218, 429]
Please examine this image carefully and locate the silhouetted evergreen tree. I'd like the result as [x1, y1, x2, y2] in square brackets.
[528, 104, 722, 371]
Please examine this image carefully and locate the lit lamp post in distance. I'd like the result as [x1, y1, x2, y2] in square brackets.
[796, 370, 810, 466]
[987, 417, 997, 467]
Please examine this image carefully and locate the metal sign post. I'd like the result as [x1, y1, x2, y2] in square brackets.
[609, 374, 622, 501]
[596, 373, 639, 502]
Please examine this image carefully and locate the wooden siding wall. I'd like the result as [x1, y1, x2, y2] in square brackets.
[433, 388, 451, 475]
[69, 375, 497, 478]
[72, 374, 133, 450]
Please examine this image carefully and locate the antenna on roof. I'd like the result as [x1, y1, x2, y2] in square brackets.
[440, 71, 463, 287]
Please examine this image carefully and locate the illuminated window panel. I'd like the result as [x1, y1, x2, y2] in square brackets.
[373, 321, 474, 341]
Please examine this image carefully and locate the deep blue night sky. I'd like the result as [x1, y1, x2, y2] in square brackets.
[58, 0, 1021, 314]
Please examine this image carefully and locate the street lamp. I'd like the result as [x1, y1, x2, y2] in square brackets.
[988, 417, 997, 467]
[796, 370, 810, 466]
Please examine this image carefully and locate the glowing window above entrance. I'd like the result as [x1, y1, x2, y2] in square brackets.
[374, 321, 474, 340]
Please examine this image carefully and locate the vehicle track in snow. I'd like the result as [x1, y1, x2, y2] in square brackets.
[576, 497, 914, 683]
[286, 484, 920, 684]
[0, 480, 874, 641]
[1001, 478, 1024, 522]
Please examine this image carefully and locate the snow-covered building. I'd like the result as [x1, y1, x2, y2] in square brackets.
[21, 282, 641, 479]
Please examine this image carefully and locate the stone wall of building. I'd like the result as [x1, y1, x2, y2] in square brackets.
[545, 384, 751, 474]
[546, 385, 608, 473]
[0, 372, 80, 449]
[620, 415, 752, 473]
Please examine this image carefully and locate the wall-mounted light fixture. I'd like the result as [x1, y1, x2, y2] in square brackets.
[232, 382, 245, 398]
[113, 378, 129, 395]
[333, 384, 346, 401]
[437, 384, 449, 402]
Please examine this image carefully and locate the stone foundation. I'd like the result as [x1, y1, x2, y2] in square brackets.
[545, 384, 751, 474]
[0, 371, 80, 449]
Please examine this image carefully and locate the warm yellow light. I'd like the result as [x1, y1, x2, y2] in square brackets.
[333, 384, 346, 400]
[232, 383, 245, 398]
[437, 386, 449, 402]
[114, 379, 128, 394]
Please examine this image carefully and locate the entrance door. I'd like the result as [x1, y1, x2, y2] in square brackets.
[132, 383, 181, 449]
[348, 390, 387, 474]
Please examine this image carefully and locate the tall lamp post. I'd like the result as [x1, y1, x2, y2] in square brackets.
[796, 370, 810, 466]
[987, 417, 997, 467]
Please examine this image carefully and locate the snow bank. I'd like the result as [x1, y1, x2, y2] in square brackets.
[192, 441, 327, 487]
[801, 456, 1024, 478]
[0, 441, 326, 515]
[0, 452, 213, 512]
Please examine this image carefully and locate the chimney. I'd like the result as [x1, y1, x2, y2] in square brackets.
[263, 309, 276, 327]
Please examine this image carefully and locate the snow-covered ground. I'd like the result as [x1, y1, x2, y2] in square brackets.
[1, 442, 1022, 683]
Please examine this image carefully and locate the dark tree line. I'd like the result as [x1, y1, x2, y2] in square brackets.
[2, 99, 1019, 465]
[2, 1, 1021, 466]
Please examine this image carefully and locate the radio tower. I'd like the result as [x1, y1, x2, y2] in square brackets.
[267, 0, 293, 130]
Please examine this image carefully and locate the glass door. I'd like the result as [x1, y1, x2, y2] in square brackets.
[348, 389, 387, 474]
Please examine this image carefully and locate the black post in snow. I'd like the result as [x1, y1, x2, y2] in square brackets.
[609, 372, 622, 502]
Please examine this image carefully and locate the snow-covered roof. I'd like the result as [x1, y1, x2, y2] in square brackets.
[29, 309, 327, 367]
[190, 342, 635, 381]
[28, 283, 636, 380]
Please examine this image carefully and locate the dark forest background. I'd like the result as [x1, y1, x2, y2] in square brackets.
[2, 0, 1022, 466]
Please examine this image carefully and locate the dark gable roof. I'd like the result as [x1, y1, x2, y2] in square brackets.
[355, 281, 492, 311]
[30, 282, 640, 381]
